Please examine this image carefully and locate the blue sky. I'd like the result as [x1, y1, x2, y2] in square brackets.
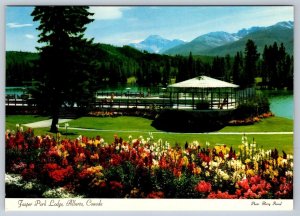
[6, 6, 294, 52]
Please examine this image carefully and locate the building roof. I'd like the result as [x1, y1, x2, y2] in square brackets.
[168, 76, 239, 89]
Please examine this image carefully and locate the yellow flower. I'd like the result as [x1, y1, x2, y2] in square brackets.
[215, 146, 221, 154]
[193, 167, 201, 175]
[182, 156, 189, 167]
[94, 139, 100, 146]
[246, 169, 255, 177]
[245, 159, 251, 164]
[273, 170, 279, 177]
[62, 150, 69, 158]
[253, 161, 259, 171]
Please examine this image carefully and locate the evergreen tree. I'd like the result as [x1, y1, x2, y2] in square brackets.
[162, 59, 171, 86]
[31, 6, 95, 132]
[224, 54, 231, 82]
[244, 39, 259, 87]
[210, 56, 225, 79]
[232, 52, 243, 86]
[187, 52, 195, 78]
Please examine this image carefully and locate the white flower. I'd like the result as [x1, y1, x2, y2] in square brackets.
[282, 159, 288, 165]
[42, 187, 82, 198]
[16, 124, 19, 128]
[5, 173, 23, 186]
[192, 140, 199, 147]
[202, 162, 208, 168]
[285, 171, 293, 177]
[24, 182, 34, 190]
[158, 139, 163, 146]
[20, 127, 23, 132]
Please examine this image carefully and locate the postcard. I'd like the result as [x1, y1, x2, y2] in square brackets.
[4, 4, 294, 212]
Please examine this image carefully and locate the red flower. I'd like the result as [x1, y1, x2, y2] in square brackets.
[237, 179, 250, 191]
[147, 191, 164, 198]
[109, 181, 123, 190]
[208, 191, 237, 199]
[243, 189, 258, 199]
[29, 163, 35, 170]
[110, 154, 122, 166]
[195, 181, 212, 193]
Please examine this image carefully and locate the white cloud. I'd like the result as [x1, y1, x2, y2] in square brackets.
[25, 34, 35, 39]
[89, 6, 130, 20]
[7, 22, 33, 28]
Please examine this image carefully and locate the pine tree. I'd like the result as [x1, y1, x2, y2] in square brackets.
[31, 6, 95, 132]
[244, 39, 259, 87]
[232, 52, 243, 87]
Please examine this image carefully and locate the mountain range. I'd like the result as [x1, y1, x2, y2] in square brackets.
[128, 21, 293, 56]
[128, 35, 185, 54]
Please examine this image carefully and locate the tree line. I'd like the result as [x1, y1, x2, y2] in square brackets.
[7, 40, 293, 90]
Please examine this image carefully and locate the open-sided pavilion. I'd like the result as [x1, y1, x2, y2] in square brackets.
[167, 76, 241, 110]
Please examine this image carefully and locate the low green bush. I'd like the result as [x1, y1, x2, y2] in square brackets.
[196, 101, 210, 110]
[234, 95, 270, 119]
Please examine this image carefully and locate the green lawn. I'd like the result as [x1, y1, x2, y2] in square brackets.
[5, 115, 294, 154]
[5, 115, 50, 131]
[220, 116, 293, 132]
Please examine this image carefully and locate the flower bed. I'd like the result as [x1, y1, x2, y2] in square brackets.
[228, 112, 274, 126]
[5, 128, 293, 198]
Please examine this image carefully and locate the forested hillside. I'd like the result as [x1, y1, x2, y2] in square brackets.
[6, 40, 293, 90]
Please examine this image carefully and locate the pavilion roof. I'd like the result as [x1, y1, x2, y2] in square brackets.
[168, 76, 239, 89]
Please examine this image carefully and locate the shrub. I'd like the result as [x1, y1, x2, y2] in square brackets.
[196, 101, 210, 110]
[235, 95, 270, 119]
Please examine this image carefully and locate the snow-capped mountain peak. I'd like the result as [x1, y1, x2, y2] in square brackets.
[274, 21, 294, 29]
[128, 35, 185, 53]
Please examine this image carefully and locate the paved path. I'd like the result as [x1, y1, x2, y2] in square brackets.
[23, 119, 72, 128]
[67, 127, 293, 135]
[22, 119, 293, 135]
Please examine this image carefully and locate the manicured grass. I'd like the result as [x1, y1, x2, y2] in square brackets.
[5, 115, 50, 131]
[220, 116, 293, 132]
[5, 115, 294, 154]
[48, 130, 293, 154]
[66, 116, 155, 131]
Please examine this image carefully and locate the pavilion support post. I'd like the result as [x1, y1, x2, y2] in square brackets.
[192, 92, 195, 110]
[210, 89, 213, 109]
[230, 88, 233, 108]
[227, 92, 229, 109]
[177, 92, 179, 109]
[169, 92, 172, 108]
[219, 88, 221, 108]
[184, 90, 186, 106]
[235, 89, 237, 108]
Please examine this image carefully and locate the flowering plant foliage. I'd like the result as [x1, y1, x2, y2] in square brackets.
[5, 128, 293, 198]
